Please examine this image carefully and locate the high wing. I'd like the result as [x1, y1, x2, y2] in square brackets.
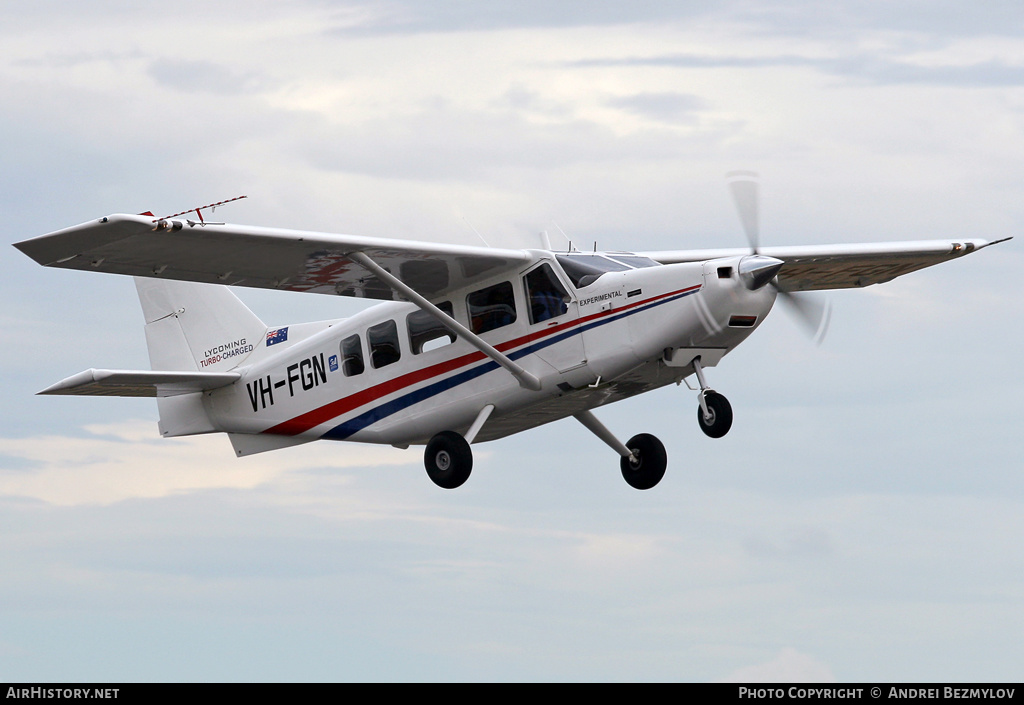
[38, 369, 240, 397]
[18, 214, 1009, 297]
[14, 213, 532, 300]
[641, 238, 1011, 292]
[16, 213, 546, 390]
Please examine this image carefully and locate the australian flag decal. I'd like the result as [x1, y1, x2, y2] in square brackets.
[266, 327, 289, 347]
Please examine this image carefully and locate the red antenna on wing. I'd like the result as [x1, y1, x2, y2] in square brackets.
[160, 195, 248, 224]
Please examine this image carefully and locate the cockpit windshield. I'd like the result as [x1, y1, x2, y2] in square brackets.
[606, 254, 661, 269]
[554, 253, 660, 289]
[555, 254, 629, 288]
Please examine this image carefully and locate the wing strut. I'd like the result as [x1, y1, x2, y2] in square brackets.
[347, 251, 543, 391]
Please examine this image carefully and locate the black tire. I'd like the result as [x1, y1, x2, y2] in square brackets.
[424, 431, 473, 489]
[620, 433, 667, 490]
[697, 391, 733, 438]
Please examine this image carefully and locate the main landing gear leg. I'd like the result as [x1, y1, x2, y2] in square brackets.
[573, 410, 667, 490]
[693, 357, 733, 439]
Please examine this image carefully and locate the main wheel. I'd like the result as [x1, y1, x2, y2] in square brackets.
[697, 391, 733, 438]
[620, 433, 667, 490]
[424, 431, 473, 489]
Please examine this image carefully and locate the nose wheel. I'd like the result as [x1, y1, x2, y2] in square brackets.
[697, 391, 733, 438]
[693, 357, 733, 438]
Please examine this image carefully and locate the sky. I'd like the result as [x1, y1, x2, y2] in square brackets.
[1, 0, 1022, 682]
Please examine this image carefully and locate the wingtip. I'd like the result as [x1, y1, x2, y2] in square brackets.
[977, 236, 1013, 250]
[37, 369, 101, 395]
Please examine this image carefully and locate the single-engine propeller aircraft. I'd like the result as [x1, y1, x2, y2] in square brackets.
[14, 178, 1011, 489]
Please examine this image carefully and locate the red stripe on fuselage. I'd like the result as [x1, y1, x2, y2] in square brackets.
[262, 284, 701, 436]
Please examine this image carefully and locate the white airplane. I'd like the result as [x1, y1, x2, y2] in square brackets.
[14, 181, 1011, 489]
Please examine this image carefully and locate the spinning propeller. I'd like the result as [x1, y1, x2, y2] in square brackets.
[727, 171, 832, 344]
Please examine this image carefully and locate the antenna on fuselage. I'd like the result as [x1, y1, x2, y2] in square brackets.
[455, 209, 491, 247]
[462, 217, 491, 247]
[551, 221, 575, 252]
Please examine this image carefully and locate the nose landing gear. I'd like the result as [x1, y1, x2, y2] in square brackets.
[693, 357, 733, 438]
[697, 391, 733, 438]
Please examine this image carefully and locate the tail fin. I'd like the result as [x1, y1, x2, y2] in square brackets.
[135, 277, 266, 372]
[135, 277, 267, 438]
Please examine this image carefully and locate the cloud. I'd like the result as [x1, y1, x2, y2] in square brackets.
[147, 58, 272, 95]
[719, 647, 837, 682]
[316, 1, 1024, 42]
[742, 526, 833, 559]
[606, 92, 707, 124]
[0, 420, 409, 506]
[319, 0, 713, 36]
[297, 104, 706, 182]
[569, 53, 1024, 87]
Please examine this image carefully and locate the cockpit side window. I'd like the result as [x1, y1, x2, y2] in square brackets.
[368, 320, 401, 369]
[340, 334, 364, 377]
[524, 264, 569, 325]
[467, 281, 517, 334]
[407, 301, 456, 354]
[555, 254, 630, 289]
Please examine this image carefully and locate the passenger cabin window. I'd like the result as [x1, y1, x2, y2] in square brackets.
[524, 264, 569, 324]
[467, 281, 517, 334]
[340, 334, 364, 377]
[555, 254, 630, 289]
[368, 320, 401, 369]
[407, 302, 456, 354]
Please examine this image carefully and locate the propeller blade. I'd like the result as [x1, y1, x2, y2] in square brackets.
[725, 172, 832, 345]
[776, 289, 832, 345]
[727, 170, 760, 254]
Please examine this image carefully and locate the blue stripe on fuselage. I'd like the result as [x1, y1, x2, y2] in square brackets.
[321, 287, 699, 440]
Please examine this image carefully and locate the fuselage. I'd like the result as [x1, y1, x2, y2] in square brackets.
[204, 251, 777, 447]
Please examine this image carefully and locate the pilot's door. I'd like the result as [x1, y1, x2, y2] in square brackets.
[520, 261, 589, 384]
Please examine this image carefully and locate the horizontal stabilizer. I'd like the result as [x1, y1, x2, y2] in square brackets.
[39, 369, 240, 397]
